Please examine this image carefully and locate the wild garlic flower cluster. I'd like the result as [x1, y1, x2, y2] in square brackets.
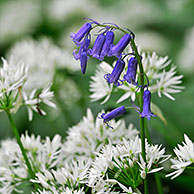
[63, 108, 139, 159]
[7, 38, 79, 93]
[0, 109, 170, 194]
[0, 57, 55, 120]
[90, 51, 184, 103]
[166, 134, 194, 179]
[88, 136, 170, 193]
[0, 133, 63, 194]
[0, 57, 27, 112]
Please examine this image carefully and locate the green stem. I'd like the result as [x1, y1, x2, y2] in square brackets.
[144, 120, 151, 144]
[144, 120, 164, 194]
[187, 166, 194, 170]
[130, 38, 149, 194]
[6, 111, 35, 179]
[154, 173, 164, 194]
[144, 178, 149, 194]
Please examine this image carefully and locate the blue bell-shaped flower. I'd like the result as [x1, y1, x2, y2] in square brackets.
[123, 57, 138, 85]
[140, 90, 156, 120]
[109, 33, 131, 58]
[100, 106, 126, 128]
[70, 23, 92, 45]
[90, 34, 106, 60]
[100, 31, 114, 58]
[104, 59, 125, 86]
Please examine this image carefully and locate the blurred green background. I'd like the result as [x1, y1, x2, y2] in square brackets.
[0, 0, 194, 193]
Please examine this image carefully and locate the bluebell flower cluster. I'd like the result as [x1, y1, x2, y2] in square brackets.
[70, 20, 156, 127]
[70, 21, 131, 75]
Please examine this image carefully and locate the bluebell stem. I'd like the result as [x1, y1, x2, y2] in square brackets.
[104, 59, 125, 86]
[100, 31, 114, 58]
[140, 90, 156, 120]
[70, 23, 92, 45]
[109, 33, 131, 58]
[90, 34, 106, 61]
[100, 106, 126, 128]
[123, 57, 138, 85]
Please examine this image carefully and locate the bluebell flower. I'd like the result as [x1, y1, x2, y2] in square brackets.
[109, 33, 131, 58]
[100, 106, 126, 128]
[100, 31, 114, 58]
[140, 90, 156, 120]
[90, 34, 106, 60]
[123, 57, 138, 85]
[70, 23, 92, 45]
[131, 90, 156, 120]
[80, 51, 88, 74]
[72, 37, 90, 74]
[104, 59, 125, 86]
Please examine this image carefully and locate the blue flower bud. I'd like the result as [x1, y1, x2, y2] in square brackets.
[70, 23, 92, 45]
[140, 90, 156, 120]
[72, 37, 90, 59]
[100, 31, 114, 58]
[100, 106, 126, 128]
[83, 38, 91, 50]
[110, 33, 131, 58]
[123, 57, 138, 85]
[72, 37, 90, 74]
[90, 34, 106, 61]
[104, 59, 125, 86]
[80, 51, 88, 74]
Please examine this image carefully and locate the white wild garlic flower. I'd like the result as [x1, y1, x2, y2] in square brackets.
[0, 57, 56, 120]
[63, 108, 139, 159]
[88, 136, 170, 192]
[0, 133, 63, 194]
[166, 134, 194, 179]
[90, 52, 184, 104]
[7, 38, 79, 93]
[0, 57, 28, 113]
[31, 157, 91, 193]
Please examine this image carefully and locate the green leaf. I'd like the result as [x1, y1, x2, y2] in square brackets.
[151, 102, 167, 125]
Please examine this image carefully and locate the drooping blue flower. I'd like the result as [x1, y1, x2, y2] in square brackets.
[89, 34, 106, 60]
[104, 59, 125, 86]
[73, 37, 91, 59]
[72, 37, 90, 74]
[140, 90, 156, 120]
[100, 31, 114, 58]
[100, 106, 126, 128]
[109, 33, 131, 58]
[70, 23, 92, 45]
[80, 51, 88, 74]
[123, 57, 138, 85]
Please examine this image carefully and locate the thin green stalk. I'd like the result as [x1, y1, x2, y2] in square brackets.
[144, 179, 149, 194]
[154, 173, 164, 194]
[187, 166, 194, 170]
[130, 38, 149, 194]
[144, 120, 151, 144]
[6, 111, 35, 179]
[144, 120, 164, 194]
